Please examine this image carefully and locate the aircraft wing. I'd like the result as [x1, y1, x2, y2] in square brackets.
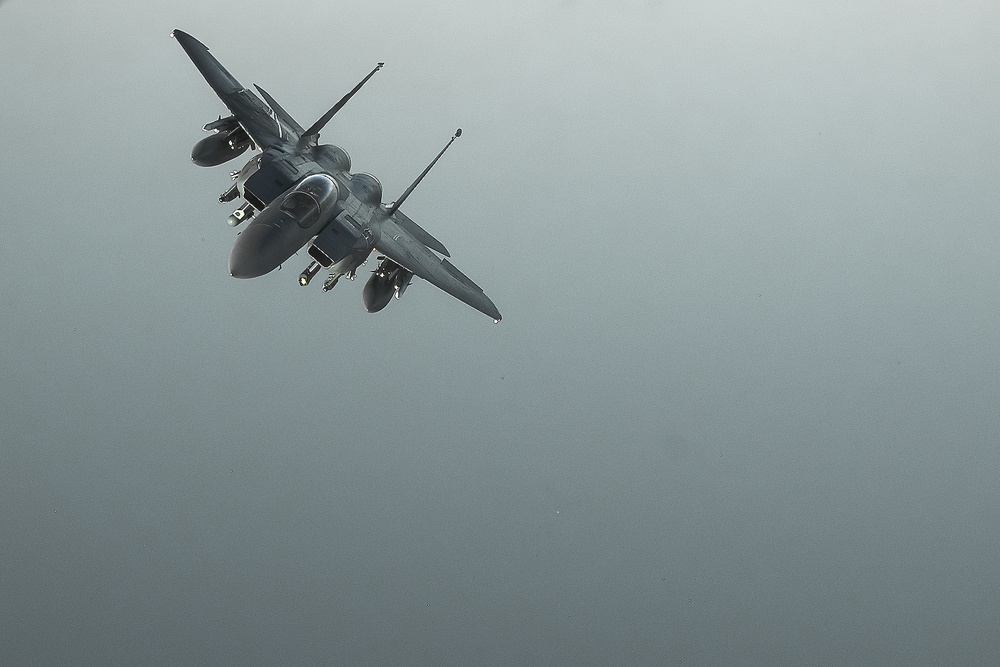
[172, 29, 297, 149]
[374, 216, 501, 321]
[392, 209, 450, 257]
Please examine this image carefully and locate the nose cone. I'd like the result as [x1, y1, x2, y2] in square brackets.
[228, 220, 289, 278]
[227, 190, 336, 279]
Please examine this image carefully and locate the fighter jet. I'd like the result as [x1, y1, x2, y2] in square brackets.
[172, 29, 501, 322]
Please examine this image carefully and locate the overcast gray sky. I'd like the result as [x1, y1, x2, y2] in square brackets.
[3, 0, 1000, 664]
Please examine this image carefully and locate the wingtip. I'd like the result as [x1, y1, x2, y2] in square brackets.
[171, 28, 207, 51]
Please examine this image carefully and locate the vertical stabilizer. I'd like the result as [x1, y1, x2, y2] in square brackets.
[254, 84, 304, 136]
[387, 129, 462, 216]
[298, 63, 384, 147]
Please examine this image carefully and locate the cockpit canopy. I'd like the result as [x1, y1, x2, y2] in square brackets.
[281, 174, 339, 229]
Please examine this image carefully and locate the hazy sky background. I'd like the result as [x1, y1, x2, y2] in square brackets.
[2, 0, 999, 664]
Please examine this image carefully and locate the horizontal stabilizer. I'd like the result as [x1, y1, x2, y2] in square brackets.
[441, 259, 474, 284]
[254, 84, 304, 136]
[393, 210, 450, 257]
[375, 216, 501, 321]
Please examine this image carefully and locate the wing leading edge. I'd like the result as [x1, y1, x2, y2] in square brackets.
[375, 216, 501, 321]
[172, 29, 298, 149]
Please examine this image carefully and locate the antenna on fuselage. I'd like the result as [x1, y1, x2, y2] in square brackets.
[298, 62, 384, 148]
[387, 129, 462, 217]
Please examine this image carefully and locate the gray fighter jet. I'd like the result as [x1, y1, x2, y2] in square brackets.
[172, 29, 501, 322]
